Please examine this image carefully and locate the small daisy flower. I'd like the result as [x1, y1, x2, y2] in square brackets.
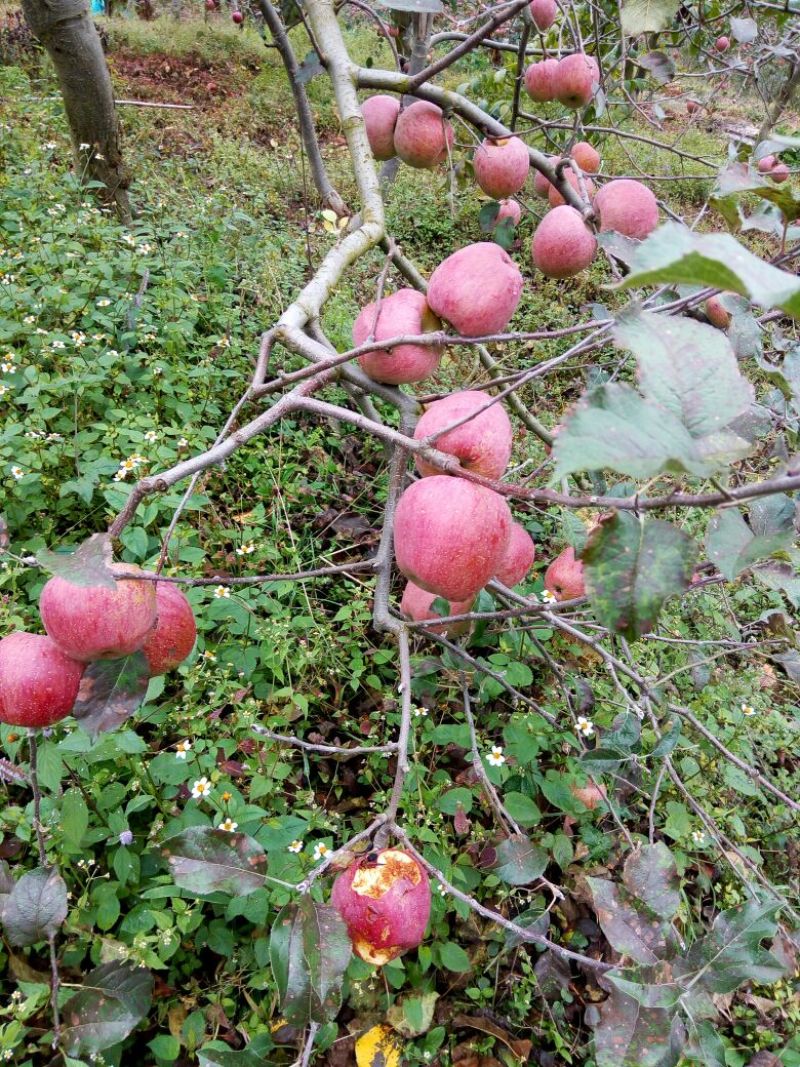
[216, 335, 231, 348]
[51, 339, 66, 349]
[202, 649, 217, 662]
[221, 791, 232, 803]
[312, 842, 330, 861]
[214, 585, 231, 599]
[437, 883, 447, 895]
[43, 141, 57, 150]
[218, 818, 238, 833]
[414, 706, 428, 718]
[288, 840, 303, 854]
[175, 740, 192, 759]
[486, 745, 506, 767]
[541, 589, 558, 604]
[79, 143, 91, 151]
[691, 829, 706, 845]
[576, 716, 595, 737]
[178, 437, 189, 449]
[741, 703, 756, 717]
[10, 466, 24, 480]
[96, 298, 111, 307]
[23, 315, 35, 325]
[236, 542, 256, 556]
[153, 365, 163, 376]
[0, 384, 8, 398]
[191, 777, 212, 800]
[143, 429, 158, 443]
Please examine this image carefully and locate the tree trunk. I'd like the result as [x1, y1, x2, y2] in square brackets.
[21, 0, 131, 222]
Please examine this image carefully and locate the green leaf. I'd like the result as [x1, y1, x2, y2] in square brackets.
[438, 941, 472, 972]
[713, 162, 800, 224]
[587, 878, 671, 964]
[583, 512, 696, 640]
[437, 788, 474, 815]
[61, 789, 89, 850]
[60, 961, 153, 1056]
[614, 308, 753, 437]
[620, 0, 681, 34]
[622, 843, 680, 920]
[502, 791, 541, 826]
[619, 223, 800, 319]
[552, 832, 574, 869]
[387, 990, 439, 1037]
[73, 653, 150, 738]
[492, 834, 548, 886]
[591, 982, 683, 1067]
[198, 1048, 269, 1067]
[0, 866, 68, 946]
[37, 533, 115, 588]
[269, 896, 351, 1026]
[160, 827, 267, 897]
[606, 972, 682, 1009]
[705, 505, 794, 580]
[683, 1019, 726, 1067]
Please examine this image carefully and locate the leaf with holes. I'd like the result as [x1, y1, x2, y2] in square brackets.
[72, 652, 150, 737]
[591, 980, 684, 1067]
[492, 834, 548, 886]
[583, 512, 695, 640]
[622, 843, 680, 920]
[1, 867, 67, 947]
[37, 532, 115, 588]
[60, 961, 153, 1056]
[587, 878, 672, 964]
[160, 826, 267, 896]
[270, 896, 352, 1025]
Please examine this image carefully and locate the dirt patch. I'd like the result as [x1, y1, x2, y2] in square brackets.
[109, 48, 240, 104]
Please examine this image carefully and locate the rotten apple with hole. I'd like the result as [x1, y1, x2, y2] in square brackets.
[352, 289, 442, 385]
[394, 476, 512, 602]
[39, 562, 157, 662]
[544, 546, 585, 601]
[427, 242, 523, 336]
[413, 389, 513, 479]
[393, 101, 453, 169]
[141, 581, 198, 676]
[331, 848, 431, 965]
[0, 632, 84, 728]
[361, 95, 400, 161]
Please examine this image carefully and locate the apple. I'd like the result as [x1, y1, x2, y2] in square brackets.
[495, 198, 522, 226]
[529, 0, 557, 31]
[352, 289, 442, 385]
[770, 162, 789, 183]
[532, 205, 596, 278]
[547, 170, 595, 208]
[361, 95, 400, 161]
[705, 294, 731, 330]
[714, 35, 730, 52]
[553, 54, 597, 109]
[473, 136, 530, 199]
[231, 9, 243, 23]
[594, 178, 659, 240]
[757, 154, 776, 174]
[494, 522, 535, 586]
[543, 546, 585, 600]
[524, 58, 559, 102]
[413, 389, 513, 479]
[533, 156, 559, 198]
[400, 581, 474, 635]
[0, 632, 84, 729]
[332, 848, 431, 966]
[393, 101, 454, 169]
[141, 581, 197, 675]
[570, 140, 600, 173]
[686, 99, 700, 115]
[394, 476, 512, 601]
[40, 563, 158, 662]
[427, 242, 523, 336]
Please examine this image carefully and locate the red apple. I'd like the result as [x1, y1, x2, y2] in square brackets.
[529, 0, 557, 31]
[757, 154, 776, 174]
[39, 563, 158, 662]
[544, 546, 585, 601]
[394, 476, 512, 601]
[686, 99, 700, 115]
[494, 522, 535, 586]
[532, 205, 596, 278]
[714, 35, 730, 52]
[413, 389, 513, 479]
[495, 198, 522, 226]
[770, 162, 789, 183]
[400, 581, 474, 635]
[352, 289, 442, 385]
[361, 95, 400, 162]
[231, 9, 243, 23]
[473, 136, 530, 199]
[533, 157, 559, 198]
[594, 179, 659, 240]
[141, 581, 197, 675]
[331, 848, 431, 965]
[427, 242, 523, 336]
[393, 101, 454, 169]
[705, 294, 731, 330]
[570, 140, 600, 174]
[547, 170, 595, 208]
[553, 54, 597, 109]
[0, 632, 84, 729]
[524, 58, 559, 102]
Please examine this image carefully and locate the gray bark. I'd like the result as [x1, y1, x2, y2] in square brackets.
[21, 0, 131, 222]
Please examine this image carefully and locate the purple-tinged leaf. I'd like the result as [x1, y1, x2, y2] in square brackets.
[160, 826, 267, 897]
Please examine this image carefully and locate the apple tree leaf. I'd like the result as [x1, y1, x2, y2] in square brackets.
[160, 826, 267, 896]
[622, 843, 680, 920]
[590, 980, 685, 1067]
[705, 501, 795, 580]
[36, 533, 115, 588]
[620, 0, 681, 35]
[492, 834, 548, 886]
[60, 961, 153, 1056]
[587, 878, 672, 964]
[0, 866, 67, 947]
[72, 652, 150, 737]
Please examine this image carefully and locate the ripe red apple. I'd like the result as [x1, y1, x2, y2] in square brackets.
[714, 35, 730, 52]
[705, 294, 731, 330]
[231, 9, 243, 23]
[495, 198, 522, 226]
[473, 136, 530, 199]
[494, 522, 535, 586]
[525, 58, 559, 103]
[532, 205, 596, 278]
[400, 581, 474, 635]
[757, 154, 776, 174]
[533, 157, 559, 198]
[594, 179, 659, 240]
[427, 242, 523, 336]
[544, 546, 585, 601]
[529, 0, 557, 31]
[413, 389, 513, 479]
[361, 95, 400, 162]
[770, 162, 789, 183]
[331, 848, 431, 966]
[0, 632, 84, 729]
[686, 99, 700, 115]
[141, 581, 197, 675]
[352, 289, 442, 385]
[553, 54, 597, 109]
[394, 476, 512, 601]
[39, 563, 158, 662]
[570, 140, 600, 174]
[548, 170, 595, 208]
[205, 0, 215, 9]
[393, 101, 454, 169]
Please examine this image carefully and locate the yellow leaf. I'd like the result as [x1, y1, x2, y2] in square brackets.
[355, 1024, 403, 1067]
[320, 209, 339, 224]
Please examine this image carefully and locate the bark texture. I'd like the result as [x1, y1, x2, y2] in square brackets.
[21, 0, 131, 222]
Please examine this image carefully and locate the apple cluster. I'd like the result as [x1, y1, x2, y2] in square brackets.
[0, 566, 196, 730]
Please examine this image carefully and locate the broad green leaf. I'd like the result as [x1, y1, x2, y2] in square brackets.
[0, 867, 67, 946]
[61, 789, 89, 850]
[622, 843, 680, 920]
[591, 982, 684, 1067]
[502, 791, 541, 826]
[160, 827, 267, 896]
[705, 505, 794, 580]
[683, 1019, 726, 1067]
[387, 990, 438, 1037]
[438, 941, 472, 972]
[269, 896, 351, 1025]
[713, 162, 800, 223]
[620, 0, 681, 34]
[681, 894, 784, 994]
[587, 878, 671, 964]
[60, 962, 153, 1056]
[583, 512, 696, 640]
[619, 223, 800, 318]
[614, 308, 753, 436]
[753, 562, 800, 607]
[606, 972, 682, 1009]
[492, 834, 548, 885]
[198, 1048, 269, 1067]
[73, 652, 150, 738]
[37, 533, 115, 588]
